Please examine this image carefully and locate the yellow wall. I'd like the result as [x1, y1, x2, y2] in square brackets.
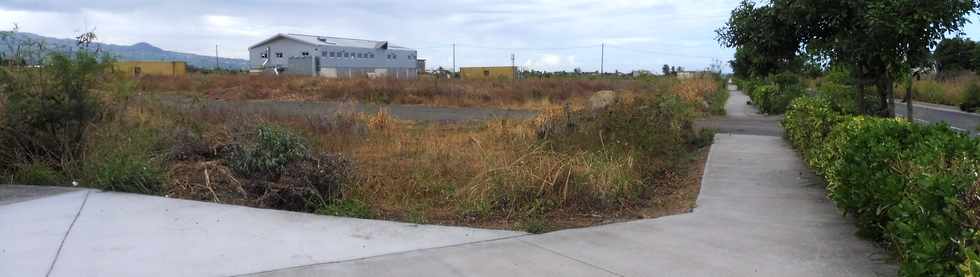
[460, 66, 516, 80]
[114, 61, 187, 77]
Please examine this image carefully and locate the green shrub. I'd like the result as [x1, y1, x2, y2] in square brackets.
[225, 124, 311, 178]
[887, 124, 979, 275]
[784, 100, 980, 276]
[11, 162, 65, 186]
[0, 47, 108, 177]
[782, 96, 844, 170]
[707, 83, 730, 116]
[82, 124, 166, 194]
[745, 73, 805, 114]
[317, 199, 375, 219]
[815, 67, 858, 114]
[961, 82, 980, 113]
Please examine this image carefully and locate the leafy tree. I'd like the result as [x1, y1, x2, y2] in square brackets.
[717, 1, 803, 78]
[934, 37, 978, 74]
[718, 0, 979, 117]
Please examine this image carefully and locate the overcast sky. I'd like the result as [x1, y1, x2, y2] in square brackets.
[5, 0, 980, 73]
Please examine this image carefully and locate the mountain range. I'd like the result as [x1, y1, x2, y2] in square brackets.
[2, 32, 249, 70]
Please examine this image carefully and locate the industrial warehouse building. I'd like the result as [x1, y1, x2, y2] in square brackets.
[113, 61, 187, 77]
[249, 33, 418, 79]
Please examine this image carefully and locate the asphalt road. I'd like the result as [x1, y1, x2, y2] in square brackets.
[895, 101, 979, 136]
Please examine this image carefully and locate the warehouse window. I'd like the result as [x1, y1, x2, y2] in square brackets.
[301, 52, 309, 56]
[260, 52, 268, 58]
[393, 54, 397, 59]
[344, 52, 349, 58]
[275, 52, 283, 58]
[370, 53, 375, 58]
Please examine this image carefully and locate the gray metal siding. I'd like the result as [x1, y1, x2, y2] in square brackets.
[250, 37, 417, 70]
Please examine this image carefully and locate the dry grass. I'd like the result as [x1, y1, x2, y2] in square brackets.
[138, 74, 677, 110]
[135, 76, 724, 231]
[909, 74, 975, 106]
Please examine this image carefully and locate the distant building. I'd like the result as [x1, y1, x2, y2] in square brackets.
[416, 59, 426, 75]
[248, 33, 418, 80]
[113, 61, 187, 77]
[460, 66, 518, 80]
[677, 71, 712, 79]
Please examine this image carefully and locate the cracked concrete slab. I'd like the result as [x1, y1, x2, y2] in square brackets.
[0, 189, 89, 277]
[45, 191, 523, 277]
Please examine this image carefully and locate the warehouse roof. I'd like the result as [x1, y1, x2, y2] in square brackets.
[248, 33, 410, 50]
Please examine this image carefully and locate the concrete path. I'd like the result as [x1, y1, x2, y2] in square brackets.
[2, 88, 895, 276]
[695, 86, 784, 136]
[0, 186, 524, 277]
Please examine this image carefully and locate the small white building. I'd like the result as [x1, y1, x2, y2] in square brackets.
[249, 33, 418, 79]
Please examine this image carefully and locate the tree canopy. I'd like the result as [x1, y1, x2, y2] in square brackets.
[717, 0, 979, 116]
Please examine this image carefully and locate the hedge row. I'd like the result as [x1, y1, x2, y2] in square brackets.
[783, 96, 980, 276]
[736, 73, 805, 114]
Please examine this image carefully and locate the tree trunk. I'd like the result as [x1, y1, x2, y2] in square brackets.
[856, 68, 866, 115]
[905, 71, 914, 122]
[887, 74, 896, 117]
[876, 78, 889, 117]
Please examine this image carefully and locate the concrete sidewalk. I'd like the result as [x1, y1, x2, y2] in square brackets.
[2, 89, 896, 276]
[0, 186, 524, 277]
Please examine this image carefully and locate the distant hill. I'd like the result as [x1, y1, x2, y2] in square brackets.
[1, 32, 248, 70]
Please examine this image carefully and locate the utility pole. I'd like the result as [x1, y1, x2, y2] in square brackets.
[452, 43, 456, 78]
[215, 44, 220, 70]
[600, 43, 605, 75]
[511, 53, 518, 83]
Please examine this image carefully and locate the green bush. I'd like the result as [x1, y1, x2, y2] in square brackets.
[783, 97, 980, 276]
[0, 48, 107, 176]
[707, 82, 731, 116]
[961, 82, 980, 113]
[745, 73, 806, 114]
[782, 96, 844, 170]
[225, 124, 311, 178]
[11, 162, 66, 186]
[82, 124, 166, 194]
[317, 199, 375, 219]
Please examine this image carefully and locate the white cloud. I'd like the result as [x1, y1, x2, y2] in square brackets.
[0, 1, 758, 72]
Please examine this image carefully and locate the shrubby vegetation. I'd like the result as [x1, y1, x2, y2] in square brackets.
[0, 31, 170, 193]
[0, 28, 725, 231]
[783, 94, 980, 276]
[718, 0, 978, 117]
[734, 72, 805, 114]
[962, 83, 980, 113]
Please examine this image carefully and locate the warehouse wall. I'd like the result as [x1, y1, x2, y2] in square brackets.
[114, 61, 187, 77]
[460, 66, 516, 80]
